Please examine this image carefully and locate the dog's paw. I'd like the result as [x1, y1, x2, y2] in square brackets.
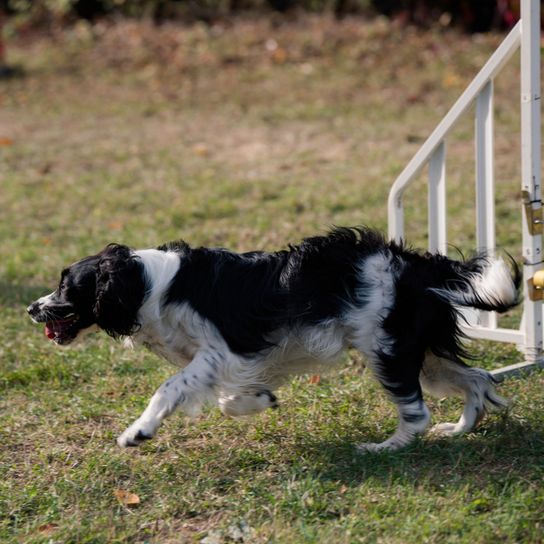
[219, 390, 278, 417]
[356, 435, 409, 453]
[255, 390, 279, 410]
[117, 421, 156, 448]
[429, 422, 461, 436]
[356, 442, 390, 454]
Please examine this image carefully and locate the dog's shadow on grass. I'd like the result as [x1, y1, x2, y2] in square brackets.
[289, 417, 544, 488]
[0, 280, 50, 308]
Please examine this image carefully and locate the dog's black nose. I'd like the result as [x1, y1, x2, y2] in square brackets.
[27, 302, 40, 315]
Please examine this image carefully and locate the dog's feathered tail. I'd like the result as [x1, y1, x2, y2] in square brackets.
[429, 255, 520, 313]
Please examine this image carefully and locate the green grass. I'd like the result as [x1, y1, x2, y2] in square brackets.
[1, 16, 543, 543]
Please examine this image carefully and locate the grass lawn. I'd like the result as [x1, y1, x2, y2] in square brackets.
[1, 15, 543, 543]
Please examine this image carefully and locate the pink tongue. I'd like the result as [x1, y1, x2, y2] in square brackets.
[45, 325, 56, 339]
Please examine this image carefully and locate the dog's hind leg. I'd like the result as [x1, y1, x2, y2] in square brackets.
[356, 350, 431, 453]
[421, 353, 508, 436]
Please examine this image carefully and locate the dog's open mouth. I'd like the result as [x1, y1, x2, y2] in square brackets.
[44, 315, 78, 344]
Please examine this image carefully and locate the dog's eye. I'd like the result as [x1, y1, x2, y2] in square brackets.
[58, 278, 70, 293]
[59, 269, 71, 289]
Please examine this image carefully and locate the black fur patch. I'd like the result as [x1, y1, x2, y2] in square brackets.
[135, 430, 152, 441]
[402, 410, 427, 423]
[93, 244, 147, 338]
[161, 227, 386, 354]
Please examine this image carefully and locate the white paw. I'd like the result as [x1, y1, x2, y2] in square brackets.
[117, 420, 156, 448]
[254, 390, 279, 411]
[356, 441, 395, 453]
[219, 390, 279, 417]
[356, 434, 413, 453]
[430, 422, 461, 436]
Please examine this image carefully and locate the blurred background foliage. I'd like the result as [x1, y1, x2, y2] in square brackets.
[0, 1, 524, 32]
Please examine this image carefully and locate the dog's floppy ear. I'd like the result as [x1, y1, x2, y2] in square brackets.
[93, 244, 146, 338]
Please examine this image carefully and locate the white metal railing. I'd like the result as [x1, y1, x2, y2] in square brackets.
[387, 0, 544, 378]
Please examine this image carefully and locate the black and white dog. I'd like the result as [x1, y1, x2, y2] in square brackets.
[28, 227, 519, 451]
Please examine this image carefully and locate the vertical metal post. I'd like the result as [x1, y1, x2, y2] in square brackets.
[388, 192, 405, 244]
[428, 142, 447, 254]
[520, 0, 543, 362]
[475, 81, 497, 328]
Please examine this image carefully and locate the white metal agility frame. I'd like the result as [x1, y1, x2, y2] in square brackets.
[387, 0, 544, 378]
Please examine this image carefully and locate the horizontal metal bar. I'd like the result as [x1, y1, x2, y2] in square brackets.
[461, 325, 524, 344]
[491, 360, 544, 380]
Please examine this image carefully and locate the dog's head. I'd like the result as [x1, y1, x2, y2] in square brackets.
[27, 244, 146, 345]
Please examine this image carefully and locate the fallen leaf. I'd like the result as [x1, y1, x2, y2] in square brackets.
[38, 523, 58, 535]
[193, 143, 209, 157]
[39, 162, 52, 174]
[443, 71, 461, 88]
[309, 375, 320, 384]
[114, 489, 140, 506]
[272, 47, 287, 64]
[339, 484, 348, 494]
[0, 137, 13, 146]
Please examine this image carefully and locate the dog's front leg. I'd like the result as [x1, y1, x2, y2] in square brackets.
[117, 351, 219, 447]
